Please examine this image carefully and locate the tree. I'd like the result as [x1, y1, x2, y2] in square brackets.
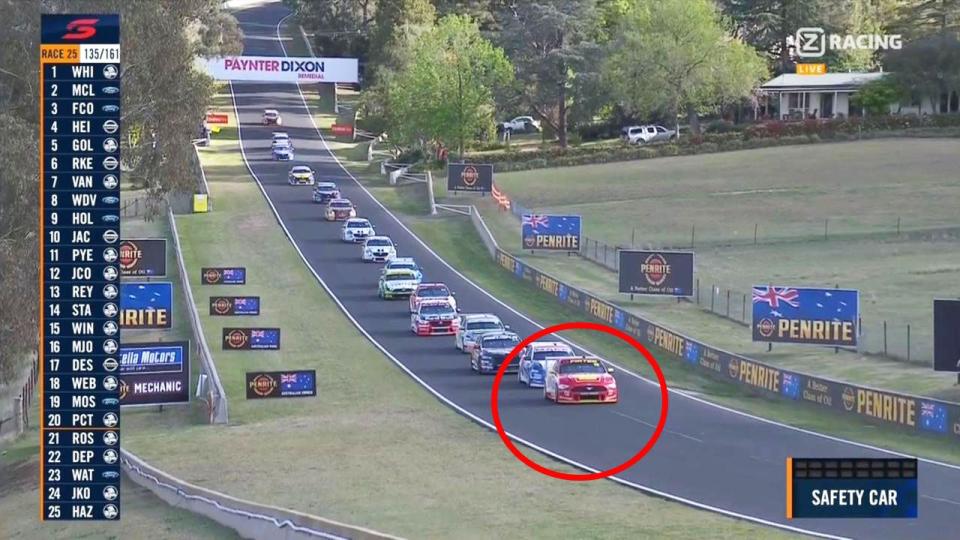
[719, 0, 832, 74]
[851, 76, 905, 114]
[884, 31, 960, 112]
[605, 0, 767, 136]
[292, 0, 377, 59]
[368, 0, 436, 81]
[891, 0, 960, 39]
[496, 0, 604, 148]
[385, 15, 514, 157]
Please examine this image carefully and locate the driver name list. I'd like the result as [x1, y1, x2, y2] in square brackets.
[40, 14, 122, 522]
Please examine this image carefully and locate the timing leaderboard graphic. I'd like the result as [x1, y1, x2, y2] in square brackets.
[40, 14, 122, 521]
[787, 458, 918, 519]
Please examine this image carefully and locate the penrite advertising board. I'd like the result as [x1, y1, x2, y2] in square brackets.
[751, 286, 859, 347]
[201, 267, 246, 285]
[521, 214, 581, 252]
[120, 282, 173, 329]
[618, 250, 694, 296]
[223, 327, 281, 350]
[118, 238, 166, 277]
[209, 296, 261, 316]
[246, 370, 317, 399]
[934, 299, 960, 372]
[447, 163, 493, 193]
[119, 342, 190, 406]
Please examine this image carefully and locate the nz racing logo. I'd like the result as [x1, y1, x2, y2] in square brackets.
[790, 27, 902, 59]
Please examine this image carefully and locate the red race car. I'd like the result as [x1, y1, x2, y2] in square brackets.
[410, 299, 460, 336]
[544, 357, 618, 404]
[408, 282, 457, 313]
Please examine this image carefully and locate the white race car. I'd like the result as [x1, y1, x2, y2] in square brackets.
[455, 313, 507, 353]
[361, 236, 396, 263]
[341, 218, 375, 243]
[517, 341, 576, 387]
[271, 131, 290, 148]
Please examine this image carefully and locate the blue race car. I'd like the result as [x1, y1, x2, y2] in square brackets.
[517, 341, 576, 387]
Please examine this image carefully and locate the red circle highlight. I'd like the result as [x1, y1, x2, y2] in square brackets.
[490, 321, 669, 481]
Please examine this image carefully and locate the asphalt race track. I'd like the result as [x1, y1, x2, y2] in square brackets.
[227, 3, 960, 538]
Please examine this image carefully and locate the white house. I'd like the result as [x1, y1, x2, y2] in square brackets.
[760, 72, 957, 120]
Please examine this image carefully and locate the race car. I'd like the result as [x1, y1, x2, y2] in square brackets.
[312, 181, 341, 204]
[470, 331, 522, 374]
[271, 131, 291, 148]
[381, 257, 423, 282]
[361, 236, 396, 263]
[410, 299, 460, 336]
[324, 198, 357, 221]
[272, 141, 294, 160]
[341, 218, 374, 242]
[455, 313, 507, 353]
[288, 165, 315, 185]
[409, 282, 456, 313]
[263, 109, 282, 126]
[544, 357, 618, 404]
[378, 268, 420, 299]
[517, 341, 576, 387]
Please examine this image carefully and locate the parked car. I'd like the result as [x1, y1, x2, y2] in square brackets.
[621, 125, 676, 145]
[497, 116, 541, 135]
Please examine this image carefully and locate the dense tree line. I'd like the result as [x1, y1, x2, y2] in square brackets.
[292, 0, 959, 151]
[0, 0, 241, 380]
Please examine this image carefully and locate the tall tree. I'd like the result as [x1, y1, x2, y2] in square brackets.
[368, 0, 436, 81]
[497, 0, 604, 148]
[291, 0, 377, 59]
[891, 0, 960, 38]
[885, 31, 960, 111]
[385, 15, 514, 156]
[605, 0, 767, 136]
[719, 0, 832, 74]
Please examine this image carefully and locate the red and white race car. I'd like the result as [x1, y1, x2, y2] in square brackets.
[409, 282, 457, 313]
[410, 299, 460, 336]
[544, 357, 618, 404]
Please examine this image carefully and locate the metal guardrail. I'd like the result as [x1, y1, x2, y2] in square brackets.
[166, 208, 228, 424]
[121, 449, 403, 540]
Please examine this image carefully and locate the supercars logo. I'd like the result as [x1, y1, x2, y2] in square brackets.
[212, 297, 233, 315]
[728, 357, 740, 379]
[204, 268, 222, 284]
[118, 241, 143, 272]
[842, 386, 856, 411]
[249, 374, 277, 397]
[461, 166, 479, 187]
[757, 318, 776, 338]
[63, 18, 99, 40]
[640, 253, 671, 286]
[225, 329, 249, 349]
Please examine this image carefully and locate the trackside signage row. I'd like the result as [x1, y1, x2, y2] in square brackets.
[493, 249, 960, 439]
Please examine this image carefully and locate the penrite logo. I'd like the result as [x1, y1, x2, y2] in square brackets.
[225, 329, 249, 349]
[461, 166, 479, 187]
[842, 386, 856, 411]
[250, 373, 278, 397]
[212, 297, 233, 315]
[204, 268, 222, 284]
[640, 253, 671, 286]
[757, 318, 776, 338]
[118, 241, 143, 272]
[63, 18, 99, 40]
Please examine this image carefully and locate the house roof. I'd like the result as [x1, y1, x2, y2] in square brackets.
[761, 72, 886, 92]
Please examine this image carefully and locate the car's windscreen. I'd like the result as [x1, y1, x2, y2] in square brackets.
[533, 350, 572, 361]
[347, 221, 368, 228]
[331, 202, 350, 208]
[385, 273, 412, 282]
[558, 362, 605, 374]
[318, 184, 336, 190]
[467, 321, 501, 330]
[367, 239, 391, 246]
[419, 287, 449, 297]
[420, 304, 453, 316]
[391, 263, 415, 271]
[482, 338, 519, 349]
[293, 168, 310, 174]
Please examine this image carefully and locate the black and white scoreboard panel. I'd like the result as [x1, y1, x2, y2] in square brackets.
[40, 14, 122, 521]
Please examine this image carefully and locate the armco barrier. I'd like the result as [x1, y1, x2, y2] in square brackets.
[121, 449, 403, 540]
[478, 228, 960, 440]
[167, 208, 229, 424]
[469, 205, 499, 258]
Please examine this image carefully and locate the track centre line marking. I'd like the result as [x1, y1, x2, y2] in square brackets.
[611, 411, 703, 443]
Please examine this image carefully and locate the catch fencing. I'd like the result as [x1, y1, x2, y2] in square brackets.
[0, 356, 39, 441]
[167, 208, 229, 424]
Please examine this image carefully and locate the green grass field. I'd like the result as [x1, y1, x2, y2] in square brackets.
[112, 89, 794, 539]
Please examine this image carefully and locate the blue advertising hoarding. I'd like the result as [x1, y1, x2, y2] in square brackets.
[751, 286, 859, 346]
[120, 282, 173, 329]
[118, 341, 190, 406]
[521, 214, 581, 251]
